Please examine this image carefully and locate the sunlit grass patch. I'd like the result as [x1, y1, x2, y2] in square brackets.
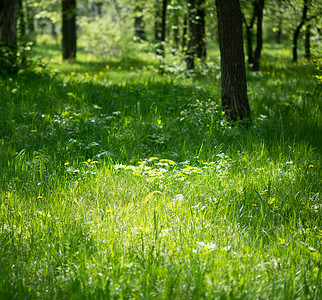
[0, 37, 321, 298]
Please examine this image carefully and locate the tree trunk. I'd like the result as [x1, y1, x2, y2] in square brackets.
[252, 0, 264, 71]
[182, 15, 188, 49]
[275, 0, 282, 44]
[196, 0, 206, 59]
[242, 12, 255, 66]
[135, 6, 145, 40]
[292, 0, 309, 62]
[155, 0, 167, 56]
[304, 24, 311, 60]
[186, 0, 196, 69]
[0, 0, 19, 73]
[216, 0, 251, 123]
[62, 0, 76, 60]
[18, 0, 26, 67]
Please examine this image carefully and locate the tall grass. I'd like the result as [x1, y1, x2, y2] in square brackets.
[0, 37, 321, 299]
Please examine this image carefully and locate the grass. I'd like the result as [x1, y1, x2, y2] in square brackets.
[0, 36, 321, 299]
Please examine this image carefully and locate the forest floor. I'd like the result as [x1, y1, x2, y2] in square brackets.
[0, 37, 321, 299]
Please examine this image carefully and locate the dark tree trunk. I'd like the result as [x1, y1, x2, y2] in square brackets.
[252, 0, 264, 71]
[242, 12, 255, 66]
[275, 0, 282, 44]
[304, 24, 311, 60]
[62, 0, 76, 60]
[27, 7, 34, 33]
[18, 0, 26, 67]
[0, 0, 19, 72]
[182, 15, 188, 49]
[216, 0, 251, 123]
[155, 0, 167, 56]
[135, 6, 145, 40]
[186, 0, 196, 70]
[51, 21, 57, 41]
[292, 0, 309, 62]
[196, 0, 206, 59]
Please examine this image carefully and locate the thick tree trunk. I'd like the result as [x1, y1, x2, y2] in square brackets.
[292, 0, 309, 62]
[135, 6, 145, 40]
[304, 24, 311, 60]
[216, 0, 251, 123]
[0, 0, 19, 72]
[62, 0, 76, 60]
[252, 0, 264, 71]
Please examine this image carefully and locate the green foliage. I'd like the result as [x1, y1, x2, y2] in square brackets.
[0, 36, 321, 299]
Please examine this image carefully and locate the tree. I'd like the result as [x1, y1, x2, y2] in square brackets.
[292, 0, 309, 62]
[216, 0, 251, 123]
[241, 0, 265, 71]
[62, 0, 76, 60]
[185, 0, 206, 70]
[0, 0, 19, 73]
[155, 0, 167, 56]
[134, 5, 145, 40]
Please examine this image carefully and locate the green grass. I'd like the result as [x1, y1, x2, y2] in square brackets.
[0, 36, 321, 299]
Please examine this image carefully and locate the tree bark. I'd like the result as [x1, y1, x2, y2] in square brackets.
[216, 0, 251, 123]
[155, 0, 167, 56]
[304, 24, 311, 60]
[62, 0, 76, 60]
[252, 0, 264, 71]
[186, 0, 196, 69]
[196, 0, 206, 59]
[18, 0, 26, 67]
[0, 0, 19, 72]
[242, 12, 255, 66]
[292, 0, 309, 62]
[275, 0, 282, 44]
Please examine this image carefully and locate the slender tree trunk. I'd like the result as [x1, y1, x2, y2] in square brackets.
[216, 0, 251, 123]
[252, 0, 264, 71]
[62, 0, 76, 60]
[276, 0, 282, 44]
[0, 0, 19, 72]
[304, 24, 311, 60]
[134, 6, 145, 40]
[292, 0, 309, 62]
[155, 0, 167, 56]
[196, 0, 206, 59]
[242, 12, 255, 66]
[182, 15, 188, 49]
[186, 0, 196, 69]
[18, 0, 26, 67]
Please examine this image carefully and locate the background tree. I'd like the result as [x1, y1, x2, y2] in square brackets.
[155, 0, 167, 56]
[62, 0, 76, 60]
[241, 0, 265, 71]
[292, 0, 309, 62]
[186, 0, 206, 70]
[0, 0, 19, 73]
[134, 5, 145, 40]
[216, 0, 251, 123]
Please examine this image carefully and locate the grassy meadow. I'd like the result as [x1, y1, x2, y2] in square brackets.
[0, 37, 321, 299]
